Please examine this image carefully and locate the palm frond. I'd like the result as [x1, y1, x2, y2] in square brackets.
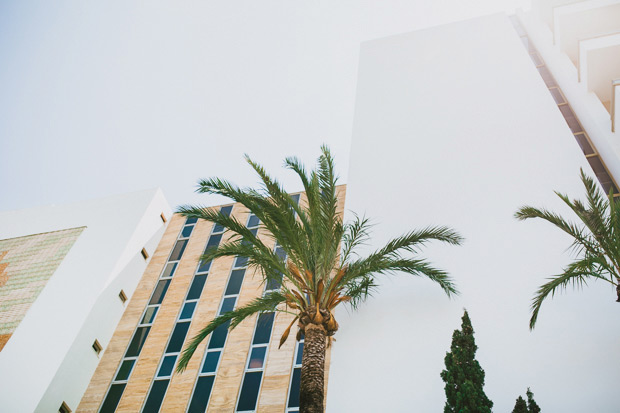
[515, 205, 599, 257]
[176, 290, 285, 372]
[340, 213, 371, 264]
[517, 169, 620, 329]
[529, 258, 613, 329]
[346, 255, 458, 300]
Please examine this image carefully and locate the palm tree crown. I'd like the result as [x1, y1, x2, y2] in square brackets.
[515, 169, 620, 329]
[175, 146, 462, 412]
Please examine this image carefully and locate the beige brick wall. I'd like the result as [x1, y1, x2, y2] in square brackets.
[0, 227, 84, 351]
[79, 186, 345, 412]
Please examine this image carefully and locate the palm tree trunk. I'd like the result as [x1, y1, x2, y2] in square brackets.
[300, 323, 326, 413]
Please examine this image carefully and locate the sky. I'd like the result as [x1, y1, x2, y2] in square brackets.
[0, 0, 529, 211]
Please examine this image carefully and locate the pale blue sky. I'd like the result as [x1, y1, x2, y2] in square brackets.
[0, 0, 528, 211]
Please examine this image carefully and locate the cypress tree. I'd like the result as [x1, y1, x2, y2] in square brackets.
[440, 311, 493, 413]
[526, 388, 541, 413]
[512, 396, 528, 413]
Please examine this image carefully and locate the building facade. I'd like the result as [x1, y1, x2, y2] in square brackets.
[327, 8, 620, 413]
[0, 189, 171, 413]
[79, 187, 345, 413]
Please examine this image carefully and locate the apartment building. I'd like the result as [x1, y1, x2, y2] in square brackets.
[79, 187, 345, 412]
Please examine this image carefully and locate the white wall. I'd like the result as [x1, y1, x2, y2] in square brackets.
[327, 14, 619, 412]
[0, 189, 171, 413]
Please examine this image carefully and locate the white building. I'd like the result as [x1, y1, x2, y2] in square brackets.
[0, 189, 170, 413]
[328, 9, 620, 413]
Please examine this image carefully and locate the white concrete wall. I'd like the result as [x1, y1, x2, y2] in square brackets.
[0, 189, 171, 413]
[327, 14, 619, 412]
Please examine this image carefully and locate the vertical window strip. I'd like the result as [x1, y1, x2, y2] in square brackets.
[187, 213, 259, 413]
[98, 217, 198, 413]
[285, 338, 304, 412]
[140, 207, 233, 413]
[236, 312, 276, 412]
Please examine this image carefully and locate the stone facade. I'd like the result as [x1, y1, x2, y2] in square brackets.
[0, 227, 84, 351]
[79, 186, 345, 412]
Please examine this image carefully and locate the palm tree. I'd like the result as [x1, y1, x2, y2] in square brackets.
[515, 169, 620, 329]
[176, 146, 463, 413]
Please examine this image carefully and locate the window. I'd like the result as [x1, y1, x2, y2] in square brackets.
[142, 379, 169, 413]
[141, 248, 149, 260]
[160, 212, 167, 223]
[59, 401, 71, 413]
[118, 289, 127, 304]
[142, 206, 234, 413]
[101, 215, 195, 411]
[287, 338, 304, 411]
[236, 312, 275, 411]
[92, 339, 103, 356]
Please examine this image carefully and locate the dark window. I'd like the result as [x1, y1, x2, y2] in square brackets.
[118, 290, 127, 304]
[558, 104, 583, 134]
[208, 321, 230, 349]
[253, 313, 275, 345]
[59, 401, 71, 413]
[201, 351, 220, 373]
[602, 180, 619, 195]
[169, 240, 188, 261]
[537, 66, 557, 87]
[181, 225, 194, 238]
[212, 222, 225, 233]
[530, 52, 543, 66]
[166, 322, 190, 353]
[187, 275, 207, 300]
[160, 213, 167, 223]
[234, 255, 248, 268]
[574, 133, 595, 155]
[248, 346, 267, 369]
[197, 259, 212, 273]
[180, 301, 197, 320]
[266, 273, 283, 291]
[115, 359, 135, 381]
[288, 368, 301, 408]
[142, 379, 169, 413]
[247, 214, 260, 228]
[149, 279, 171, 305]
[236, 371, 263, 411]
[588, 156, 608, 176]
[185, 217, 198, 225]
[225, 270, 245, 295]
[219, 297, 236, 315]
[161, 262, 178, 278]
[157, 355, 177, 377]
[100, 383, 126, 413]
[549, 87, 565, 105]
[126, 326, 151, 357]
[275, 246, 286, 261]
[141, 306, 159, 325]
[188, 376, 215, 413]
[141, 248, 149, 260]
[296, 342, 304, 365]
[213, 205, 233, 233]
[520, 35, 536, 53]
[205, 234, 222, 251]
[92, 339, 102, 355]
